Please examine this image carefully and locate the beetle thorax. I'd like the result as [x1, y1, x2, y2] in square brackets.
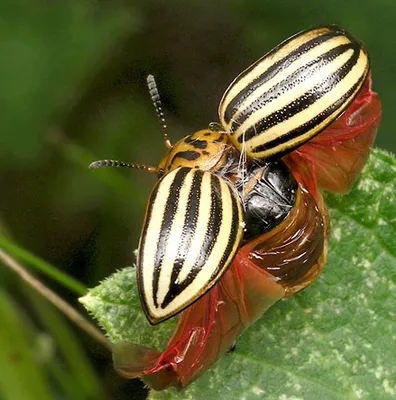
[158, 129, 240, 176]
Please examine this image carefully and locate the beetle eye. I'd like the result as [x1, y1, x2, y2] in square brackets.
[241, 161, 297, 238]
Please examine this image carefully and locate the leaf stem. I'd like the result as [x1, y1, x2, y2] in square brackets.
[0, 248, 111, 351]
[0, 236, 86, 296]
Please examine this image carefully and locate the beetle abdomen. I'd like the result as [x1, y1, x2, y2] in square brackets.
[240, 180, 328, 297]
[241, 161, 298, 238]
[219, 26, 369, 159]
[137, 167, 244, 324]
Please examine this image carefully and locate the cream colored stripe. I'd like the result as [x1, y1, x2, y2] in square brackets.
[219, 27, 333, 125]
[177, 172, 211, 283]
[154, 173, 212, 319]
[237, 48, 358, 146]
[164, 178, 235, 316]
[155, 170, 195, 307]
[140, 168, 180, 316]
[224, 185, 244, 267]
[213, 183, 243, 270]
[227, 35, 351, 125]
[250, 51, 368, 158]
[198, 180, 243, 274]
[154, 177, 242, 321]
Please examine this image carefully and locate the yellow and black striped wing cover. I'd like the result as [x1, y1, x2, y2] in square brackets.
[219, 26, 370, 159]
[137, 167, 245, 325]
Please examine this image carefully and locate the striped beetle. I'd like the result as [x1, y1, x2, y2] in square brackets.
[90, 25, 371, 326]
[90, 77, 246, 325]
[137, 166, 245, 324]
[218, 25, 369, 160]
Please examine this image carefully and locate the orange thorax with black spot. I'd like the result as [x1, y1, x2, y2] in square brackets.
[158, 129, 239, 175]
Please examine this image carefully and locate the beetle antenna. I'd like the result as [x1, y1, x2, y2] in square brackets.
[89, 159, 160, 174]
[147, 74, 172, 149]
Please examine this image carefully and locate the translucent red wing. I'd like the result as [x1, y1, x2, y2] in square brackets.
[113, 182, 328, 390]
[113, 256, 284, 390]
[284, 74, 382, 194]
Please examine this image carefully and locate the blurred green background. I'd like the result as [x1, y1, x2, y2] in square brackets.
[0, 0, 394, 399]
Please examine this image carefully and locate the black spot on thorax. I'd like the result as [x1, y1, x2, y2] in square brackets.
[174, 151, 201, 161]
[184, 137, 208, 149]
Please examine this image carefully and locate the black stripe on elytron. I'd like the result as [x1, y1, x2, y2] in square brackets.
[173, 151, 201, 161]
[152, 167, 190, 308]
[212, 184, 242, 279]
[239, 42, 361, 145]
[209, 182, 240, 282]
[161, 173, 223, 309]
[160, 170, 202, 308]
[223, 28, 344, 123]
[251, 75, 364, 156]
[233, 42, 355, 136]
[184, 136, 208, 149]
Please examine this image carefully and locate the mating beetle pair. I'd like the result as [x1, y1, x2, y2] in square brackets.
[91, 25, 368, 324]
[91, 25, 381, 389]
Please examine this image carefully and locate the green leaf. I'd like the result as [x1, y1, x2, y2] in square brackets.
[80, 267, 177, 349]
[80, 149, 396, 400]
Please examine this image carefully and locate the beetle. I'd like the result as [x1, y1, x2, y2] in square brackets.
[219, 25, 369, 160]
[90, 25, 382, 389]
[137, 166, 245, 324]
[91, 26, 370, 325]
[91, 77, 248, 325]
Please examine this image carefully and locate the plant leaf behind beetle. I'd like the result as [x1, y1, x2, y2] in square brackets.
[80, 149, 396, 400]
